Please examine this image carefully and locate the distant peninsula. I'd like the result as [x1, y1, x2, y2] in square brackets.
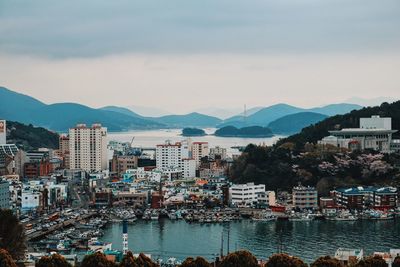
[214, 126, 273, 137]
[182, 128, 207, 137]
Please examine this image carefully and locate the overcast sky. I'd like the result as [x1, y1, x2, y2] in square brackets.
[0, 0, 399, 114]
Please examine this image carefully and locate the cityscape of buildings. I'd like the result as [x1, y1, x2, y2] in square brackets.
[0, 116, 400, 266]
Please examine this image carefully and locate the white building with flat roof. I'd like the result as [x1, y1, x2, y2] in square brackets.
[230, 182, 266, 207]
[319, 115, 397, 153]
[69, 124, 108, 172]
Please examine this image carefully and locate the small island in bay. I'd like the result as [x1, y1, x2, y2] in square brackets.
[181, 127, 207, 136]
[214, 126, 273, 137]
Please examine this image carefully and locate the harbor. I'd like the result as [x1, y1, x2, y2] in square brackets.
[23, 206, 400, 264]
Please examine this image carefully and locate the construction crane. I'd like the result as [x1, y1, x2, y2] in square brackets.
[130, 136, 135, 147]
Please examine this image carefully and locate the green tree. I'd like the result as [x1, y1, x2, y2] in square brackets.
[392, 256, 400, 267]
[356, 256, 388, 267]
[81, 252, 116, 267]
[311, 256, 341, 267]
[180, 257, 211, 267]
[266, 254, 307, 267]
[219, 250, 259, 267]
[36, 253, 72, 267]
[0, 209, 26, 260]
[0, 249, 17, 267]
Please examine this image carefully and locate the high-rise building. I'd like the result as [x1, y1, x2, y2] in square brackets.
[156, 140, 189, 169]
[0, 120, 6, 144]
[69, 124, 108, 172]
[59, 135, 70, 169]
[192, 142, 209, 166]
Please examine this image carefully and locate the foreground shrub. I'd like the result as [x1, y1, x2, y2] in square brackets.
[356, 255, 388, 267]
[266, 253, 307, 267]
[180, 257, 211, 267]
[0, 209, 26, 260]
[311, 256, 341, 267]
[393, 256, 400, 267]
[0, 249, 17, 267]
[219, 250, 259, 267]
[81, 252, 116, 267]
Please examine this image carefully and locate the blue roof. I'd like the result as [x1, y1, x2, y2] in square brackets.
[336, 186, 397, 195]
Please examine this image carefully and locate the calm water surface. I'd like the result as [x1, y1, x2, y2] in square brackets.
[108, 129, 285, 156]
[101, 219, 400, 263]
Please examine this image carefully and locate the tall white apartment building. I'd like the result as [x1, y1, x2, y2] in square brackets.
[69, 124, 108, 172]
[156, 140, 196, 179]
[229, 182, 266, 207]
[192, 142, 209, 166]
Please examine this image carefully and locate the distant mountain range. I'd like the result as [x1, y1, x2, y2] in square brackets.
[0, 87, 164, 131]
[218, 103, 362, 129]
[268, 112, 328, 134]
[0, 86, 365, 133]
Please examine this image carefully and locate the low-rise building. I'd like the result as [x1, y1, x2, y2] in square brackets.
[229, 182, 266, 207]
[20, 189, 42, 212]
[331, 186, 398, 210]
[114, 191, 147, 207]
[292, 185, 318, 210]
[319, 116, 397, 153]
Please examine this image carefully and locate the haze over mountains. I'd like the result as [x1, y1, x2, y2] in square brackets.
[1, 86, 365, 133]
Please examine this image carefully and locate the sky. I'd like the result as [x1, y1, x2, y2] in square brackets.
[0, 0, 399, 115]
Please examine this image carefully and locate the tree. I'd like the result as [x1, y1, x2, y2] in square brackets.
[0, 209, 26, 260]
[219, 251, 259, 267]
[0, 249, 17, 267]
[135, 253, 158, 267]
[119, 252, 139, 267]
[180, 257, 211, 267]
[311, 256, 341, 267]
[356, 256, 388, 267]
[81, 252, 116, 267]
[36, 253, 72, 267]
[392, 256, 400, 267]
[266, 254, 307, 267]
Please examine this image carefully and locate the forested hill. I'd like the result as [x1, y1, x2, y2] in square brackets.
[6, 121, 59, 150]
[276, 101, 400, 150]
[229, 101, 400, 192]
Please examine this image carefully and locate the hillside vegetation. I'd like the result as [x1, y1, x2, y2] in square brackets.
[6, 121, 59, 150]
[230, 101, 400, 193]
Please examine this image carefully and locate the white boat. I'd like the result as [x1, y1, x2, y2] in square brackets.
[328, 211, 358, 221]
[289, 214, 313, 222]
[150, 212, 159, 220]
[252, 210, 276, 222]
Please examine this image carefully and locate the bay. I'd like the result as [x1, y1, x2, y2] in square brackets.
[101, 219, 400, 263]
[108, 128, 285, 156]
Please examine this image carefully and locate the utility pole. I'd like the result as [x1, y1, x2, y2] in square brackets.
[220, 232, 224, 258]
[227, 227, 230, 254]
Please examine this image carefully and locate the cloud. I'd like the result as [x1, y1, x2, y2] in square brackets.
[0, 0, 399, 58]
